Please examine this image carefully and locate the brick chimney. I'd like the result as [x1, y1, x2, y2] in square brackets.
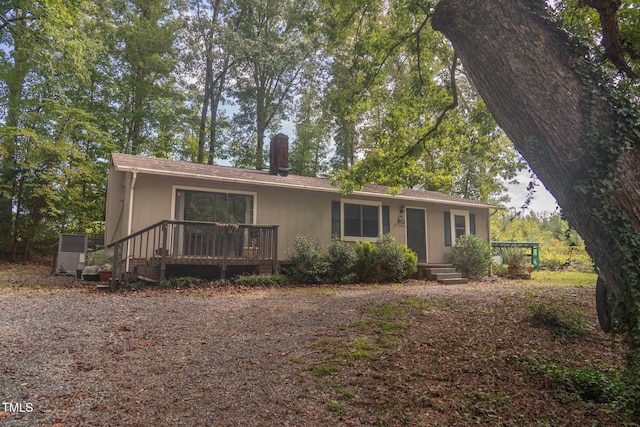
[269, 133, 289, 176]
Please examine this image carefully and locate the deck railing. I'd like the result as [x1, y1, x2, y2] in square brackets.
[106, 220, 279, 288]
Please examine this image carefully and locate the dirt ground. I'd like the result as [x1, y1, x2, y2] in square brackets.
[0, 266, 633, 426]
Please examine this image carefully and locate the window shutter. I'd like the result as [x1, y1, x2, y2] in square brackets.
[444, 211, 452, 247]
[470, 213, 476, 235]
[332, 201, 341, 237]
[382, 205, 390, 234]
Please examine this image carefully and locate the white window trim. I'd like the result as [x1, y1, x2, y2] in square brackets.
[171, 185, 258, 224]
[450, 209, 470, 245]
[341, 198, 383, 242]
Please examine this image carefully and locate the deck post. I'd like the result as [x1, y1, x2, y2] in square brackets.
[221, 231, 228, 280]
[111, 241, 120, 290]
[160, 221, 168, 281]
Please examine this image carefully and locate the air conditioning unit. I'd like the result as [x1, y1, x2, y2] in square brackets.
[56, 234, 88, 275]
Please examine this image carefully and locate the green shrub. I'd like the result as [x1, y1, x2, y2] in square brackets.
[492, 261, 507, 277]
[400, 244, 418, 278]
[159, 276, 203, 289]
[233, 274, 289, 287]
[502, 247, 529, 273]
[354, 241, 378, 282]
[284, 235, 327, 284]
[326, 237, 356, 283]
[540, 251, 566, 271]
[375, 234, 417, 282]
[513, 355, 623, 404]
[448, 234, 491, 279]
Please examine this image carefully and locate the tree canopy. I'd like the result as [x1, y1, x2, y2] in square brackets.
[0, 0, 532, 261]
[3, 0, 640, 413]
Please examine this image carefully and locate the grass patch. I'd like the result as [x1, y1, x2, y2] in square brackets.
[348, 337, 379, 362]
[310, 364, 341, 377]
[400, 297, 453, 311]
[326, 400, 345, 414]
[371, 303, 406, 321]
[528, 300, 593, 337]
[529, 271, 597, 287]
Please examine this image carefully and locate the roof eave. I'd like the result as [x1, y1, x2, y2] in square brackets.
[113, 162, 503, 210]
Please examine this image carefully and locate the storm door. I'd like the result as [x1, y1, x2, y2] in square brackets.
[406, 208, 427, 263]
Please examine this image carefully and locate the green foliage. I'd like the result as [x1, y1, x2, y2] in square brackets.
[491, 211, 593, 272]
[322, 1, 525, 200]
[310, 364, 340, 377]
[502, 247, 529, 272]
[400, 244, 418, 279]
[353, 241, 378, 283]
[447, 234, 491, 279]
[514, 355, 623, 404]
[284, 234, 416, 284]
[325, 237, 356, 284]
[233, 274, 289, 287]
[159, 276, 203, 289]
[284, 235, 327, 284]
[374, 234, 417, 283]
[529, 271, 597, 287]
[528, 301, 593, 337]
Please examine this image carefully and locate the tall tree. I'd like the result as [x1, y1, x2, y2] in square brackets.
[431, 0, 640, 394]
[321, 0, 523, 200]
[289, 60, 330, 177]
[230, 0, 318, 170]
[181, 0, 233, 164]
[0, 0, 96, 259]
[106, 0, 183, 155]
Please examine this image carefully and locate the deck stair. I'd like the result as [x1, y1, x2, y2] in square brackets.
[422, 264, 468, 285]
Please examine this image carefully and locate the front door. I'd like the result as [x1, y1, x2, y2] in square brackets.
[406, 208, 427, 263]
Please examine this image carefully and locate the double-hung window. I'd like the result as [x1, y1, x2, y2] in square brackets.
[444, 210, 476, 246]
[332, 199, 387, 240]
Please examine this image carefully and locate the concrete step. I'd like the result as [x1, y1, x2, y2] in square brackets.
[428, 267, 457, 274]
[424, 267, 457, 280]
[438, 277, 469, 285]
[433, 272, 463, 281]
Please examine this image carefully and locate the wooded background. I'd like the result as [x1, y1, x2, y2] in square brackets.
[0, 0, 637, 263]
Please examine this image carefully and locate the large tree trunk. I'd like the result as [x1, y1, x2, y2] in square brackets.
[432, 1, 640, 337]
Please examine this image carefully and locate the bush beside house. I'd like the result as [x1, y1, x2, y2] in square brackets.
[447, 234, 492, 279]
[285, 234, 417, 284]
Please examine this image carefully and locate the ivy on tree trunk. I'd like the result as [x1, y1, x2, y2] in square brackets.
[432, 0, 640, 379]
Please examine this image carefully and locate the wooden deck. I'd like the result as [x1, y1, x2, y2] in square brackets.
[106, 220, 279, 288]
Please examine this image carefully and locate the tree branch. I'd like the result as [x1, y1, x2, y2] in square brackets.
[393, 51, 459, 163]
[579, 0, 638, 78]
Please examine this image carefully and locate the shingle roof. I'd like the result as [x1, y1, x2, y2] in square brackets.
[111, 153, 501, 209]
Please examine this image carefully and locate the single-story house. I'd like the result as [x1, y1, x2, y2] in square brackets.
[105, 135, 500, 281]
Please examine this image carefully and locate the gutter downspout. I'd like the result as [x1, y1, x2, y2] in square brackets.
[125, 171, 138, 273]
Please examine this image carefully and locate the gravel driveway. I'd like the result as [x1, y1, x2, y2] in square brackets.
[1, 276, 625, 426]
[1, 282, 447, 426]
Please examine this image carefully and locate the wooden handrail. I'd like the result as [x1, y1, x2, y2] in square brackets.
[107, 220, 280, 288]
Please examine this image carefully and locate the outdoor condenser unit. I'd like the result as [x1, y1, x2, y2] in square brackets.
[56, 234, 88, 275]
